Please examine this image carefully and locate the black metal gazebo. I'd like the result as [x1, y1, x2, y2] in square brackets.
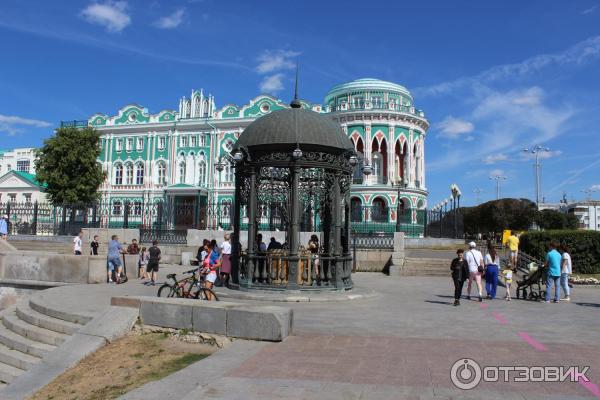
[230, 95, 357, 291]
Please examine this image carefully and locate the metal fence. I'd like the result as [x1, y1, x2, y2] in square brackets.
[0, 201, 460, 247]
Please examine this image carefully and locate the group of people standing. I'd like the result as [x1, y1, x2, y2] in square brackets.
[196, 233, 232, 292]
[451, 235, 573, 306]
[450, 242, 513, 306]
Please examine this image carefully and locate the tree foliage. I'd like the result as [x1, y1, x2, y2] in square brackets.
[35, 127, 105, 204]
[520, 230, 600, 274]
[462, 198, 537, 234]
[535, 209, 579, 230]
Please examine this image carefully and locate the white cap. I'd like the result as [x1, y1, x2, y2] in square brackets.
[468, 241, 477, 248]
[3, 215, 7, 219]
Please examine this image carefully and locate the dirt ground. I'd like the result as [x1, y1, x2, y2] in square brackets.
[29, 332, 217, 400]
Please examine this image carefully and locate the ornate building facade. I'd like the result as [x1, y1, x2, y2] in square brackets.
[64, 78, 429, 233]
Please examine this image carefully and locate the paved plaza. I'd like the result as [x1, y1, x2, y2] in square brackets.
[28, 267, 600, 399]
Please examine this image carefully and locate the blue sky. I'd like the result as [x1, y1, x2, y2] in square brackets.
[1, 0, 600, 206]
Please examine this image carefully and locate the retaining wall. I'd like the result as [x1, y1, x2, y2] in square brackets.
[0, 251, 106, 285]
[112, 296, 293, 342]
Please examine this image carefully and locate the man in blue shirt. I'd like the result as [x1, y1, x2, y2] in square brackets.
[545, 241, 562, 303]
[107, 235, 124, 283]
[0, 214, 8, 240]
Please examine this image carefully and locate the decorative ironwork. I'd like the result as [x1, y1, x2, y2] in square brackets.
[140, 228, 187, 244]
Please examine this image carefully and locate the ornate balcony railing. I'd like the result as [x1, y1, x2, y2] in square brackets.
[60, 120, 89, 128]
[327, 102, 425, 118]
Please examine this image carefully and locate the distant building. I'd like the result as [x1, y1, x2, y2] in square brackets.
[0, 148, 37, 176]
[0, 170, 46, 204]
[567, 201, 600, 231]
[538, 203, 567, 212]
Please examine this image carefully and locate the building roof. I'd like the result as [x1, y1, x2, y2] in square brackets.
[234, 106, 353, 154]
[0, 170, 45, 188]
[324, 78, 413, 102]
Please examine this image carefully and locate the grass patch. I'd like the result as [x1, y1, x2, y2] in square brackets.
[29, 333, 215, 400]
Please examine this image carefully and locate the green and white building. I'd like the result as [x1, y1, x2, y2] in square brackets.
[64, 78, 429, 231]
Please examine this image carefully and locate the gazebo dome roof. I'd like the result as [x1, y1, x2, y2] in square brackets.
[233, 106, 353, 154]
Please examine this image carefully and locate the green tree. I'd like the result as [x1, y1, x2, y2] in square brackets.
[536, 209, 580, 230]
[35, 127, 105, 204]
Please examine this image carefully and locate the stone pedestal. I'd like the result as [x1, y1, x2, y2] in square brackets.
[388, 232, 405, 276]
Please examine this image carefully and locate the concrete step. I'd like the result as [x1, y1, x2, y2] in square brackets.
[0, 362, 25, 384]
[2, 311, 69, 346]
[0, 319, 56, 358]
[16, 301, 82, 335]
[29, 296, 93, 325]
[0, 381, 6, 390]
[0, 342, 41, 370]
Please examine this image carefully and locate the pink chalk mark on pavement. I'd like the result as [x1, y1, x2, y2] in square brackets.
[492, 312, 508, 325]
[579, 379, 600, 399]
[517, 332, 547, 351]
[479, 303, 488, 309]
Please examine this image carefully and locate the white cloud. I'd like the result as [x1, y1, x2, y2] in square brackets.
[483, 154, 508, 164]
[428, 87, 573, 172]
[259, 73, 285, 94]
[0, 114, 52, 136]
[154, 8, 185, 29]
[256, 50, 300, 74]
[589, 184, 600, 191]
[81, 1, 131, 33]
[511, 86, 543, 106]
[416, 35, 600, 97]
[582, 5, 598, 14]
[437, 116, 474, 139]
[489, 169, 505, 177]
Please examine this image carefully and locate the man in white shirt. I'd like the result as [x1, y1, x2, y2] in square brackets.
[465, 241, 484, 302]
[73, 230, 84, 255]
[560, 244, 572, 302]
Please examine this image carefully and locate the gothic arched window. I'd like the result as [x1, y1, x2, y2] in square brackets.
[135, 162, 144, 185]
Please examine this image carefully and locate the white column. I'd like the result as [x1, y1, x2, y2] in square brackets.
[387, 126, 394, 185]
[408, 129, 414, 187]
[420, 136, 426, 188]
[365, 124, 372, 185]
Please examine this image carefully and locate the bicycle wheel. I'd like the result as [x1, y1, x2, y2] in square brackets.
[157, 284, 178, 298]
[198, 288, 219, 301]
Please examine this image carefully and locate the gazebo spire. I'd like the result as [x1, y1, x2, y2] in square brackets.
[290, 60, 302, 109]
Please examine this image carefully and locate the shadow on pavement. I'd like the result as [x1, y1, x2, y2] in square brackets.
[424, 300, 453, 306]
[575, 302, 600, 308]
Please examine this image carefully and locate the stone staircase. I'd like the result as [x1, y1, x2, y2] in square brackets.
[401, 257, 451, 276]
[10, 240, 72, 254]
[0, 297, 85, 390]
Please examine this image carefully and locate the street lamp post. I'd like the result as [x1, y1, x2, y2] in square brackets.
[214, 157, 226, 229]
[395, 177, 406, 232]
[523, 145, 550, 208]
[473, 188, 485, 205]
[489, 175, 507, 200]
[451, 184, 462, 239]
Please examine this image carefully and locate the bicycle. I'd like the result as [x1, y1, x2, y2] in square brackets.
[157, 269, 219, 301]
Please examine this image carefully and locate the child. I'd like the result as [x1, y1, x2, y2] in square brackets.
[502, 265, 514, 301]
[138, 247, 149, 280]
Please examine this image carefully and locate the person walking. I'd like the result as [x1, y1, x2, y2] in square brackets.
[90, 234, 100, 255]
[560, 244, 572, 302]
[465, 241, 485, 302]
[450, 249, 469, 306]
[201, 241, 219, 300]
[0, 214, 8, 240]
[73, 230, 84, 255]
[267, 237, 283, 250]
[138, 246, 149, 280]
[506, 232, 520, 269]
[502, 264, 514, 301]
[107, 235, 124, 283]
[484, 247, 500, 300]
[220, 233, 232, 287]
[544, 241, 562, 303]
[146, 240, 161, 286]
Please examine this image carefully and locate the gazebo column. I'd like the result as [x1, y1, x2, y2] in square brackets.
[231, 169, 242, 285]
[287, 166, 300, 289]
[246, 166, 258, 286]
[333, 173, 343, 288]
[344, 191, 353, 287]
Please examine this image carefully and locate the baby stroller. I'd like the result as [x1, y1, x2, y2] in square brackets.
[516, 262, 546, 300]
